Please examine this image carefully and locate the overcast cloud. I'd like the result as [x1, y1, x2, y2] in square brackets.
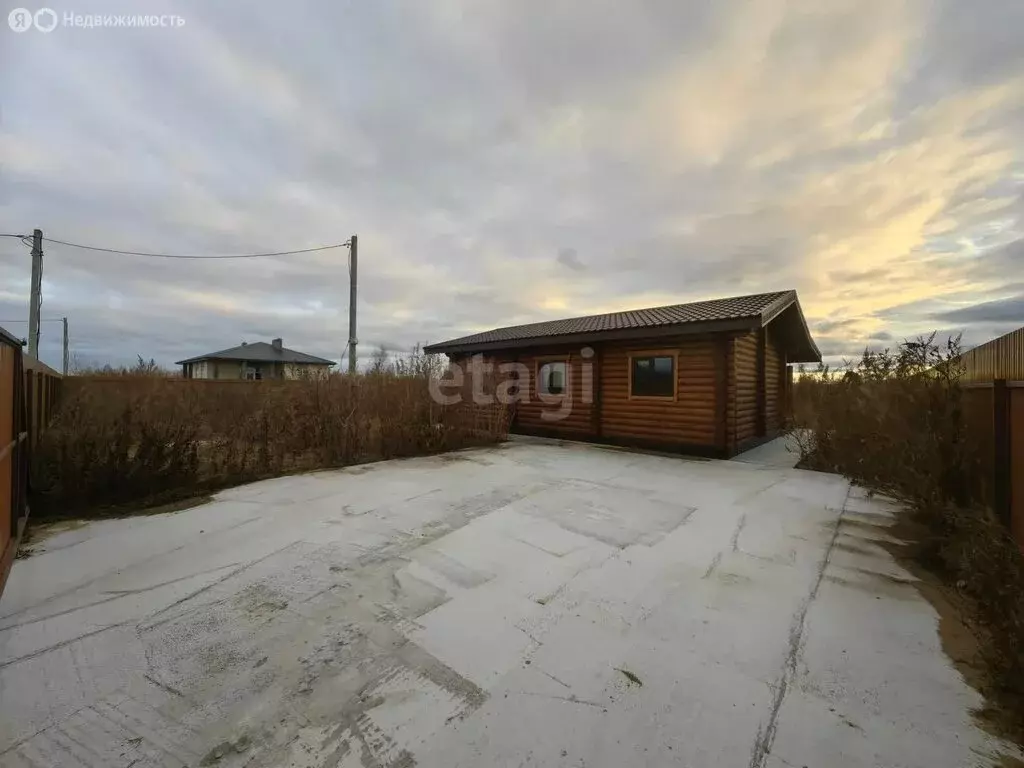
[1, 0, 1022, 370]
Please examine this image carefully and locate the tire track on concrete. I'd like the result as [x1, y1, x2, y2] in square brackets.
[0, 515, 262, 623]
[0, 562, 243, 632]
[1, 541, 302, 669]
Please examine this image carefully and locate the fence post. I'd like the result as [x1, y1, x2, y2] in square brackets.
[35, 372, 43, 444]
[23, 371, 33, 451]
[994, 378, 1011, 528]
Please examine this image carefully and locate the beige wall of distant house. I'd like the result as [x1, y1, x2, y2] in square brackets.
[188, 361, 331, 380]
[215, 362, 244, 379]
[186, 361, 243, 380]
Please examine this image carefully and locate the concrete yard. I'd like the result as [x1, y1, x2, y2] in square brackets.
[0, 439, 1018, 767]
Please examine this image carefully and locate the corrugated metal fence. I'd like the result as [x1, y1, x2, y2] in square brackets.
[960, 326, 1024, 383]
[1, 329, 62, 598]
[964, 380, 1024, 550]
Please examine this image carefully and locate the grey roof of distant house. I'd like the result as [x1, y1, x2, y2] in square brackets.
[424, 290, 820, 361]
[175, 342, 335, 366]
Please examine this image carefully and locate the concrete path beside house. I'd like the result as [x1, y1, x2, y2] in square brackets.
[731, 432, 804, 469]
[0, 440, 1017, 767]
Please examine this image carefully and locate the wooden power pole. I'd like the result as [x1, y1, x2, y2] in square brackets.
[348, 235, 358, 375]
[28, 229, 43, 359]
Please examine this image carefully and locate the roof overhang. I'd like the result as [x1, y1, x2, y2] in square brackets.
[424, 316, 758, 356]
[763, 297, 821, 363]
[175, 355, 225, 365]
[426, 293, 821, 363]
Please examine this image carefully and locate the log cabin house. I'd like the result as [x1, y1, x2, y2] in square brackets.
[423, 290, 820, 457]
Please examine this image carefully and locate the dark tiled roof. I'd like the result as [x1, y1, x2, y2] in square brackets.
[426, 290, 800, 352]
[176, 341, 334, 366]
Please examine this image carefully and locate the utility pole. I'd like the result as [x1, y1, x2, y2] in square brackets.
[348, 234, 358, 375]
[62, 316, 69, 375]
[28, 228, 43, 359]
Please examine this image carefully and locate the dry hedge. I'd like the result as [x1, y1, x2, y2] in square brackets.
[792, 334, 1024, 726]
[31, 372, 510, 517]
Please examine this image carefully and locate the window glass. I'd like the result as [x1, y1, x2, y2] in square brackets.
[631, 355, 674, 397]
[538, 361, 567, 395]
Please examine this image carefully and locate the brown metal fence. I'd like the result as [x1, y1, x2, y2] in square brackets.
[960, 326, 1024, 383]
[1, 329, 62, 598]
[964, 380, 1024, 550]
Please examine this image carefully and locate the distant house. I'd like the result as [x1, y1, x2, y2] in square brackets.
[176, 338, 334, 380]
[424, 290, 820, 458]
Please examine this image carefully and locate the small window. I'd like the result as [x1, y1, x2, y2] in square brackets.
[538, 361, 567, 396]
[631, 355, 675, 398]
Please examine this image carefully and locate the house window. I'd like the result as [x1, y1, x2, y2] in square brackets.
[630, 354, 675, 398]
[537, 361, 567, 396]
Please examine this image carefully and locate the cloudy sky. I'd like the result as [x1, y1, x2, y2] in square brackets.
[2, 0, 1022, 370]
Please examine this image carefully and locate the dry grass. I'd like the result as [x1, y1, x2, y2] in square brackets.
[792, 334, 1024, 738]
[31, 352, 509, 517]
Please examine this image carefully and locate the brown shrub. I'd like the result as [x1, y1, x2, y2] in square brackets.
[31, 366, 510, 517]
[792, 334, 987, 507]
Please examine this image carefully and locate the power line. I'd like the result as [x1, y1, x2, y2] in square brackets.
[0, 318, 64, 323]
[0, 233, 30, 239]
[37, 236, 352, 259]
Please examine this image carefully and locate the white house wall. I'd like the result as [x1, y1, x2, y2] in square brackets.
[190, 360, 330, 379]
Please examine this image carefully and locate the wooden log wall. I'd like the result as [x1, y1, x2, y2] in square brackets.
[765, 329, 782, 431]
[514, 350, 594, 435]
[600, 339, 718, 446]
[464, 349, 593, 437]
[463, 324, 794, 455]
[732, 332, 759, 446]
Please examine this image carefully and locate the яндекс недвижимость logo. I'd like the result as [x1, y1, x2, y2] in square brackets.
[8, 8, 184, 32]
[8, 8, 58, 33]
